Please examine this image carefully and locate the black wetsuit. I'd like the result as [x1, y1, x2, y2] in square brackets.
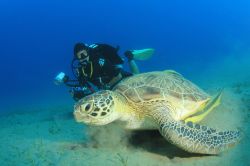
[71, 43, 132, 100]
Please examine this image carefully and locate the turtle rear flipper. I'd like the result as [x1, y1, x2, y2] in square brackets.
[152, 108, 241, 155]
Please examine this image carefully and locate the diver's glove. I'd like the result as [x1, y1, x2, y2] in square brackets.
[124, 50, 134, 61]
[70, 87, 92, 101]
[54, 72, 69, 85]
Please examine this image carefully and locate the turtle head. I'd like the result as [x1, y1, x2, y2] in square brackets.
[73, 90, 120, 126]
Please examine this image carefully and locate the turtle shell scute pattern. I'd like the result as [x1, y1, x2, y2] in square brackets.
[113, 71, 209, 103]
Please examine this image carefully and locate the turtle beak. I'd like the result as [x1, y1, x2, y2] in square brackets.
[73, 103, 85, 122]
[73, 108, 89, 123]
[73, 104, 82, 121]
[73, 110, 82, 122]
[73, 101, 94, 123]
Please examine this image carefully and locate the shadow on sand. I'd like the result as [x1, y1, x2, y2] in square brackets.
[128, 130, 214, 159]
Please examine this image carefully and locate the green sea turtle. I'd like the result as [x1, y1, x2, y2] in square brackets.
[73, 70, 240, 154]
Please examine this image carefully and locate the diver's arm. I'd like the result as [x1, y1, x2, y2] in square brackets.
[64, 80, 81, 87]
[67, 80, 95, 101]
[54, 72, 80, 87]
[69, 86, 93, 101]
[54, 71, 94, 101]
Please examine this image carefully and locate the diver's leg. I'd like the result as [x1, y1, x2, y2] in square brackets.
[125, 50, 140, 74]
[129, 60, 140, 74]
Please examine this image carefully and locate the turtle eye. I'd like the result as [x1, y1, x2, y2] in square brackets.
[85, 104, 91, 111]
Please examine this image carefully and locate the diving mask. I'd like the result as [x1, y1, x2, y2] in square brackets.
[76, 49, 88, 59]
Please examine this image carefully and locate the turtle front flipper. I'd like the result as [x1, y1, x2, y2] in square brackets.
[152, 108, 241, 155]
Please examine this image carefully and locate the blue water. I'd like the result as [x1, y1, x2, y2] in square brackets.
[0, 0, 250, 110]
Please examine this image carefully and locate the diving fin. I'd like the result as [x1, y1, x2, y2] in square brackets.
[132, 48, 155, 60]
[184, 90, 223, 123]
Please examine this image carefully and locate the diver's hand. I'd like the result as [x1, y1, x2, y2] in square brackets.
[54, 72, 69, 85]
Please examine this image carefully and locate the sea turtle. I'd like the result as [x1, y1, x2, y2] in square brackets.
[73, 70, 240, 154]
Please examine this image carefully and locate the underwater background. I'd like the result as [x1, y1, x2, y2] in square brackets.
[0, 0, 250, 165]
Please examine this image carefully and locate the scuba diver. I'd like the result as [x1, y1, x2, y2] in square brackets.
[54, 42, 154, 101]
